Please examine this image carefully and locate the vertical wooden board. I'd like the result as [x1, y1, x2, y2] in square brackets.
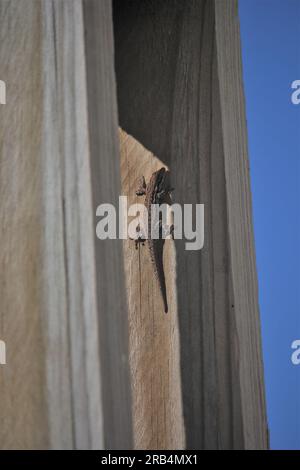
[119, 129, 185, 450]
[0, 0, 132, 450]
[169, 1, 219, 448]
[0, 0, 49, 449]
[83, 0, 133, 450]
[210, 42, 245, 450]
[114, 0, 267, 449]
[214, 0, 268, 449]
[114, 0, 220, 449]
[41, 0, 104, 449]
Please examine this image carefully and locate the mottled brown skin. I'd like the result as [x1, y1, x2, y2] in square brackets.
[135, 167, 173, 313]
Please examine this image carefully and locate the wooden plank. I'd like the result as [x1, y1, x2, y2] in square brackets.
[119, 129, 185, 449]
[0, 0, 132, 449]
[0, 0, 48, 450]
[214, 0, 269, 449]
[41, 0, 105, 449]
[82, 0, 133, 450]
[113, 0, 268, 449]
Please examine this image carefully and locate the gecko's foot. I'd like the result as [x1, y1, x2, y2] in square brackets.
[134, 238, 146, 249]
[158, 221, 175, 239]
[170, 224, 174, 240]
[130, 223, 146, 248]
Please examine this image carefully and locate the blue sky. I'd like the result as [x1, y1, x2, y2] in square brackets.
[239, 0, 300, 450]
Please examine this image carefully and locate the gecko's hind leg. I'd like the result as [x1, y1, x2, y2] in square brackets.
[130, 223, 146, 248]
[135, 238, 146, 249]
[169, 224, 174, 240]
[158, 220, 175, 240]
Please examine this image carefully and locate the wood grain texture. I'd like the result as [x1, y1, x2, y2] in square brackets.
[83, 0, 133, 450]
[0, 0, 132, 449]
[119, 129, 185, 449]
[0, 0, 268, 450]
[214, 0, 269, 449]
[0, 0, 48, 450]
[41, 0, 105, 449]
[114, 0, 268, 449]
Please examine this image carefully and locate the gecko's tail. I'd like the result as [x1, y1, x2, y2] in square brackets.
[158, 269, 168, 313]
[151, 241, 169, 313]
[161, 284, 168, 313]
[156, 266, 168, 313]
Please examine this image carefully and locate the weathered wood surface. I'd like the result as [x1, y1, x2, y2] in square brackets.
[114, 0, 268, 449]
[119, 129, 185, 449]
[214, 0, 269, 449]
[0, 0, 268, 451]
[83, 0, 133, 450]
[0, 0, 48, 449]
[0, 0, 132, 449]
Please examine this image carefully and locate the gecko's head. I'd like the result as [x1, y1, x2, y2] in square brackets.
[154, 167, 166, 186]
[153, 167, 173, 202]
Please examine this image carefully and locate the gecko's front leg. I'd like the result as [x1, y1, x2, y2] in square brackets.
[134, 176, 147, 247]
[153, 219, 174, 240]
[130, 223, 146, 249]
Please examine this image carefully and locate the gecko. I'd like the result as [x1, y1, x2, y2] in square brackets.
[134, 167, 174, 313]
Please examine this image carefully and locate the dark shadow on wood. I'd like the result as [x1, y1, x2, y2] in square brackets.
[83, 0, 133, 450]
